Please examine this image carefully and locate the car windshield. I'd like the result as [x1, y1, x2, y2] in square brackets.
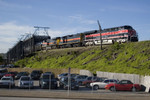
[87, 77, 97, 80]
[2, 78, 11, 80]
[21, 77, 30, 81]
[43, 74, 54, 79]
[18, 72, 27, 75]
[32, 70, 42, 74]
[60, 73, 68, 76]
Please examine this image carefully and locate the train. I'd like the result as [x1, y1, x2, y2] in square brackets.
[7, 25, 138, 63]
[38, 25, 138, 50]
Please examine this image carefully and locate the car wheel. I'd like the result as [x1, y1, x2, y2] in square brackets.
[93, 85, 99, 90]
[110, 86, 116, 91]
[132, 87, 137, 92]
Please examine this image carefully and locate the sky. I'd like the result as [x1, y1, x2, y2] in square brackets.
[0, 0, 150, 53]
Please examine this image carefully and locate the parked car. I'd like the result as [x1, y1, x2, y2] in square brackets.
[0, 76, 15, 88]
[4, 71, 18, 79]
[44, 72, 56, 78]
[82, 76, 107, 88]
[74, 75, 88, 85]
[59, 77, 79, 90]
[30, 70, 43, 80]
[90, 79, 118, 90]
[39, 73, 57, 89]
[0, 65, 5, 68]
[0, 68, 8, 78]
[15, 72, 29, 80]
[58, 73, 68, 79]
[57, 73, 79, 79]
[105, 80, 141, 92]
[18, 76, 34, 89]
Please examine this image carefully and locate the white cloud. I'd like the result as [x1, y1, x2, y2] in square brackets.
[49, 28, 87, 38]
[0, 22, 33, 53]
[68, 15, 96, 25]
[0, 0, 32, 10]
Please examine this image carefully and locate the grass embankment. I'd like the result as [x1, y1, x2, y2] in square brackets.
[15, 41, 150, 75]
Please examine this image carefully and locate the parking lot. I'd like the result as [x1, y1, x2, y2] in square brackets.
[0, 69, 150, 100]
[0, 80, 147, 93]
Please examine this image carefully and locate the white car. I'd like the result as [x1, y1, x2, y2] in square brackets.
[0, 76, 15, 88]
[90, 79, 118, 90]
[18, 76, 34, 88]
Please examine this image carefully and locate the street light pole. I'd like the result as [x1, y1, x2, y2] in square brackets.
[97, 20, 103, 50]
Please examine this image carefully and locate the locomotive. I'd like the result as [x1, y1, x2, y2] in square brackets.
[39, 25, 138, 50]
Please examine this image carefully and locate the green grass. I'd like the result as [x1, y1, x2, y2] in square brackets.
[15, 41, 150, 75]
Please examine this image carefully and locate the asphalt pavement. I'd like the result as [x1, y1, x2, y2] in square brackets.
[0, 97, 83, 100]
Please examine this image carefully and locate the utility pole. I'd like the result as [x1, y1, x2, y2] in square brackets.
[97, 20, 103, 50]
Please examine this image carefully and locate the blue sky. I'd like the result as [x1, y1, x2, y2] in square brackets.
[0, 0, 150, 53]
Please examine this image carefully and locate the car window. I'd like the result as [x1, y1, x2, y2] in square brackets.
[21, 77, 30, 81]
[43, 74, 54, 79]
[127, 80, 133, 84]
[77, 76, 81, 79]
[119, 80, 132, 84]
[110, 80, 115, 82]
[87, 77, 92, 80]
[104, 80, 109, 83]
[93, 77, 97, 80]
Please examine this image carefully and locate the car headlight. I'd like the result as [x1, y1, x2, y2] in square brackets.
[43, 82, 47, 84]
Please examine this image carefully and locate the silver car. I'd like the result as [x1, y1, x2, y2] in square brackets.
[18, 76, 34, 88]
[90, 79, 118, 90]
[0, 76, 15, 88]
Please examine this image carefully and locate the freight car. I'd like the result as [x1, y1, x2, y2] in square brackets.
[40, 25, 138, 50]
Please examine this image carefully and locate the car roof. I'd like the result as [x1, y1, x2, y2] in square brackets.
[104, 79, 117, 80]
[42, 73, 53, 75]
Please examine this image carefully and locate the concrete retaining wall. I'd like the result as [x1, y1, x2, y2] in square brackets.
[96, 71, 140, 84]
[140, 76, 150, 92]
[80, 70, 93, 76]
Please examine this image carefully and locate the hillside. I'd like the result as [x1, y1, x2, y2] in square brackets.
[15, 41, 150, 75]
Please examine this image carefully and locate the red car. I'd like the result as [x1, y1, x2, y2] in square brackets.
[105, 80, 141, 92]
[4, 72, 18, 79]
